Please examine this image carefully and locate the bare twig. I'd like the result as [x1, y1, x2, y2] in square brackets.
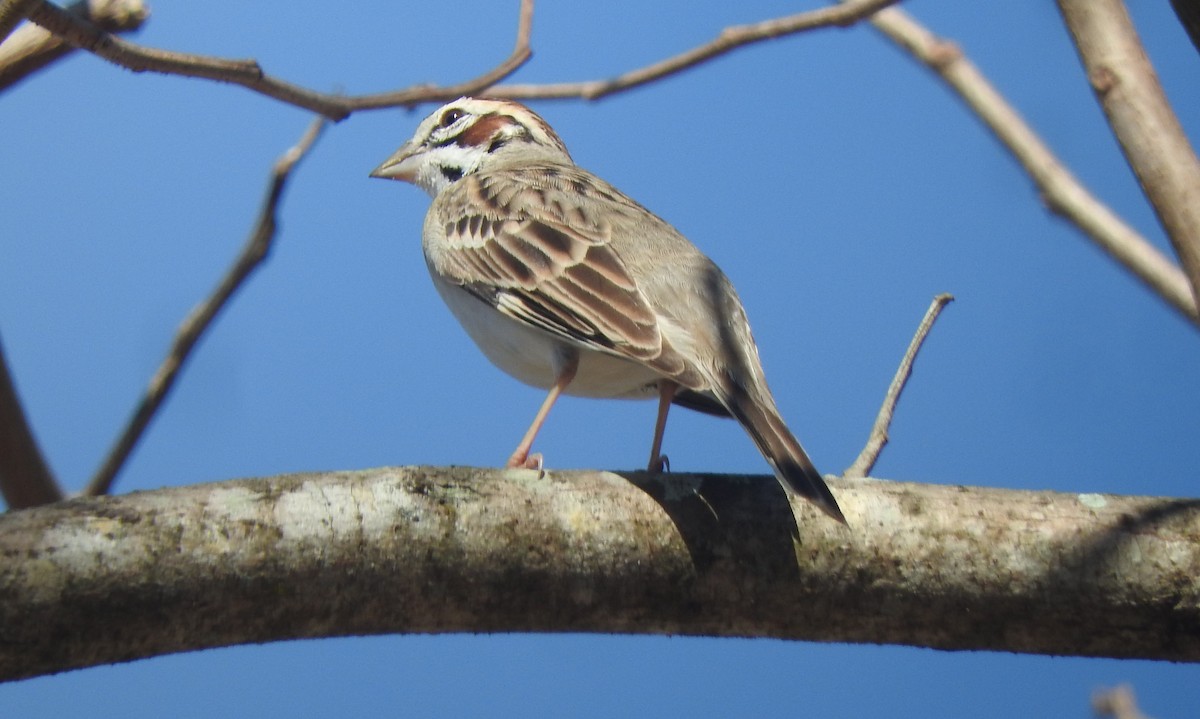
[25, 1, 348, 118]
[1058, 0, 1200, 311]
[492, 0, 900, 100]
[845, 294, 953, 479]
[22, 0, 894, 114]
[866, 5, 1199, 327]
[83, 118, 326, 498]
[344, 0, 534, 111]
[0, 0, 147, 92]
[27, 0, 1194, 329]
[1093, 684, 1153, 719]
[0, 0, 38, 45]
[25, 0, 535, 120]
[0, 334, 63, 509]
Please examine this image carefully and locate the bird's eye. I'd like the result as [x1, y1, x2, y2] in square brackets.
[438, 108, 465, 128]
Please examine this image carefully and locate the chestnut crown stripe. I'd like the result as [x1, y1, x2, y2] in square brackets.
[433, 107, 570, 158]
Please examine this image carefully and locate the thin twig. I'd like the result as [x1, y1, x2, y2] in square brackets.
[0, 0, 38, 45]
[844, 294, 953, 480]
[26, 0, 1196, 330]
[23, 0, 893, 114]
[0, 333, 63, 508]
[1092, 684, 1152, 719]
[84, 117, 327, 498]
[1058, 0, 1200, 311]
[346, 0, 534, 111]
[492, 0, 899, 100]
[24, 0, 535, 120]
[866, 5, 1199, 327]
[25, 1, 347, 118]
[0, 0, 147, 92]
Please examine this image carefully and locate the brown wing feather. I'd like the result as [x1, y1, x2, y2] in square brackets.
[430, 167, 696, 377]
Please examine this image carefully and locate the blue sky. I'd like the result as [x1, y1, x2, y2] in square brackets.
[2, 0, 1198, 716]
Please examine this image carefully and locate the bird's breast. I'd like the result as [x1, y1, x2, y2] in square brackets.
[429, 276, 662, 400]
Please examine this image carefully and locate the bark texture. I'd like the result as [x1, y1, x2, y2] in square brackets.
[1059, 0, 1200, 309]
[0, 466, 1197, 681]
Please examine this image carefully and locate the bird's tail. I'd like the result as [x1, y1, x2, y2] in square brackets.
[726, 394, 846, 524]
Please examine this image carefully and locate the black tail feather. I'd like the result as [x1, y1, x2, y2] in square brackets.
[726, 395, 847, 524]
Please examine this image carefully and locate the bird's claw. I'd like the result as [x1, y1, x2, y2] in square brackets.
[507, 450, 545, 477]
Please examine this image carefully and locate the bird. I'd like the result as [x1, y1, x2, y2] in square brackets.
[370, 97, 845, 523]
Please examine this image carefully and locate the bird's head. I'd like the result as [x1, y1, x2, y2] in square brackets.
[370, 97, 571, 197]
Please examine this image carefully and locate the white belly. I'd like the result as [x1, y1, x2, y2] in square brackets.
[432, 276, 662, 399]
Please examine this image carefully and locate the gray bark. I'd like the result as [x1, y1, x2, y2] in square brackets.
[0, 466, 1197, 682]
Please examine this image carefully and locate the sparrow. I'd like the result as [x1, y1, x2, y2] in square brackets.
[371, 97, 844, 523]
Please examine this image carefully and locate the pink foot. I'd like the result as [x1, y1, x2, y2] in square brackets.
[506, 451, 544, 473]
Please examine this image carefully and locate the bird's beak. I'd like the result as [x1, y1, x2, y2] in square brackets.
[369, 142, 422, 182]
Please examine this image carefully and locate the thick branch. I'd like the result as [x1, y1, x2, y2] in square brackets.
[868, 5, 1199, 326]
[1, 467, 1196, 681]
[1058, 0, 1200, 312]
[0, 0, 147, 92]
[0, 334, 62, 508]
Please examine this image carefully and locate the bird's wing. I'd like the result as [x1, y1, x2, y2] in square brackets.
[428, 166, 700, 384]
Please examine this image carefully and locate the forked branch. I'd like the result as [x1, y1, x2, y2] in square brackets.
[1058, 0, 1200, 311]
[25, 0, 535, 120]
[346, 0, 534, 112]
[0, 0, 39, 45]
[0, 0, 147, 92]
[20, 0, 1198, 327]
[492, 0, 901, 100]
[22, 0, 899, 114]
[865, 4, 1199, 327]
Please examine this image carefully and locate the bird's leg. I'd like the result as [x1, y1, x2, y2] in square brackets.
[647, 380, 676, 473]
[506, 352, 579, 470]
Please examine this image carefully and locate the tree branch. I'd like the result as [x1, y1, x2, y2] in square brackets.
[24, 0, 345, 117]
[491, 0, 900, 100]
[0, 0, 39, 45]
[21, 0, 895, 114]
[83, 117, 326, 498]
[866, 5, 1199, 327]
[342, 0, 533, 112]
[24, 0, 535, 120]
[1058, 0, 1200, 312]
[845, 293, 953, 479]
[0, 334, 62, 509]
[2, 466, 1197, 681]
[0, 0, 147, 93]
